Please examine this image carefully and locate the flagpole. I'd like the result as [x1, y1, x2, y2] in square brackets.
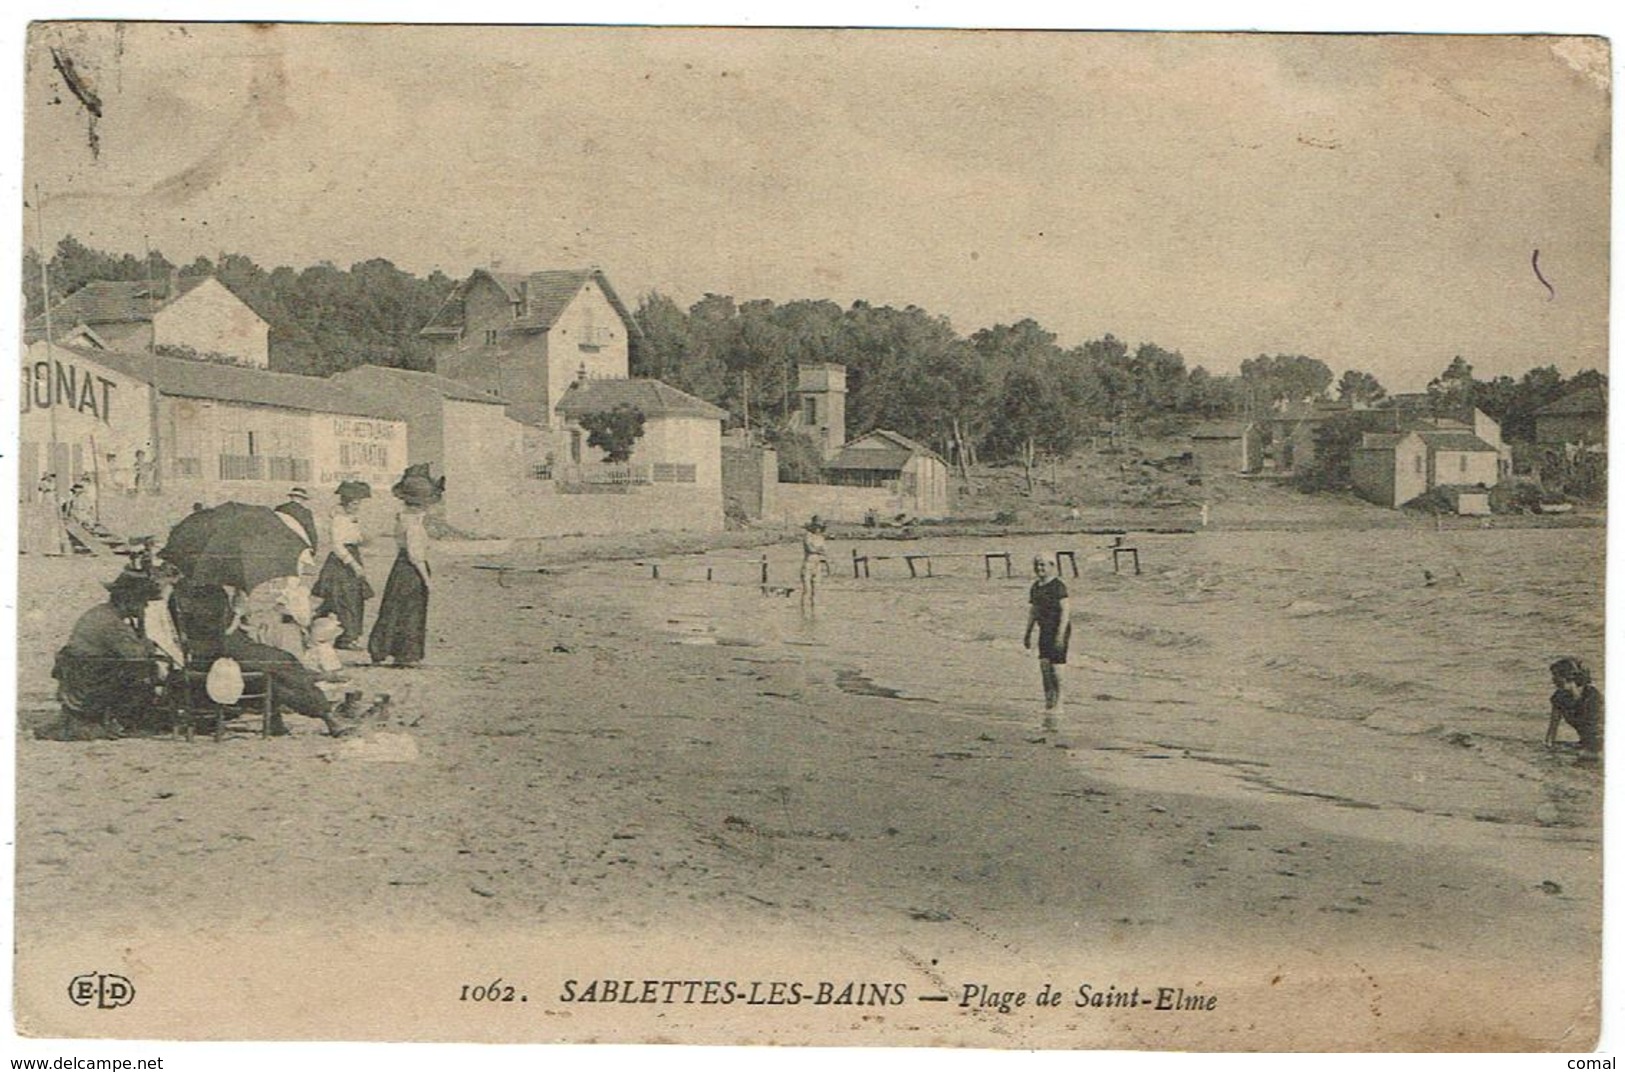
[31, 185, 68, 554]
[142, 236, 163, 492]
[31, 185, 60, 486]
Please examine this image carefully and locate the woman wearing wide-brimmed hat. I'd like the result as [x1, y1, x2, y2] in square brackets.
[368, 466, 443, 667]
[46, 569, 164, 738]
[311, 480, 375, 649]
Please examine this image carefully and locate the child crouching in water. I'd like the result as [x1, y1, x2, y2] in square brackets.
[1546, 657, 1603, 765]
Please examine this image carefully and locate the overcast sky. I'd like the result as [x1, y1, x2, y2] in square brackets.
[22, 23, 1611, 391]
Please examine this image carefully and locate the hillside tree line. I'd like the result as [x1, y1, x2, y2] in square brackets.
[30, 237, 1594, 483]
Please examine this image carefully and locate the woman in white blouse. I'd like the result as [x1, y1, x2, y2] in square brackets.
[311, 481, 374, 649]
[367, 467, 440, 668]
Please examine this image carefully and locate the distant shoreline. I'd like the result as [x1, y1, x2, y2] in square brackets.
[477, 506, 1603, 573]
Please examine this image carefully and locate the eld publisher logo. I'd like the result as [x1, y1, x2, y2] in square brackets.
[68, 972, 135, 1009]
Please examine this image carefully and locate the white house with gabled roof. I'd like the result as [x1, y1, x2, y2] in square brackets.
[28, 274, 271, 369]
[421, 267, 638, 429]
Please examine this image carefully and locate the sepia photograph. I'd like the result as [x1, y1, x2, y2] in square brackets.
[5, 14, 1613, 1060]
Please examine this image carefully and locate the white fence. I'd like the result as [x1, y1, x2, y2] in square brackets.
[534, 461, 698, 487]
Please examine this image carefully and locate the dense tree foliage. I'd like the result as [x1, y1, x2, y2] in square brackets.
[26, 235, 455, 375]
[1337, 370, 1386, 405]
[1239, 353, 1335, 409]
[30, 237, 1598, 484]
[579, 404, 647, 464]
[630, 296, 1251, 469]
[1294, 411, 1400, 492]
[1422, 357, 1602, 444]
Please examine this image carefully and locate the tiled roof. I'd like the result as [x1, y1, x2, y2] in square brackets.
[506, 401, 551, 427]
[1536, 385, 1607, 416]
[826, 428, 946, 471]
[332, 363, 508, 405]
[825, 447, 916, 472]
[28, 276, 213, 335]
[554, 377, 727, 421]
[1415, 430, 1498, 453]
[420, 268, 638, 338]
[58, 344, 404, 420]
[1358, 433, 1411, 449]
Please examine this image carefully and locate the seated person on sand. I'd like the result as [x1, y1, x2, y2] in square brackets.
[143, 562, 187, 671]
[170, 581, 354, 737]
[46, 569, 167, 739]
[1546, 657, 1603, 764]
[240, 561, 317, 662]
[301, 614, 350, 683]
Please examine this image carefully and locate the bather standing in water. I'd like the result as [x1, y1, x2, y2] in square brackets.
[800, 515, 827, 612]
[1024, 555, 1071, 728]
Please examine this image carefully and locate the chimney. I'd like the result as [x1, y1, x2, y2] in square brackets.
[167, 265, 180, 299]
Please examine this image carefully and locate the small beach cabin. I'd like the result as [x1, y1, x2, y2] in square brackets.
[822, 430, 951, 517]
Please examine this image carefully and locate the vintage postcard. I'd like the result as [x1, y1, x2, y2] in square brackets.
[7, 21, 1611, 1057]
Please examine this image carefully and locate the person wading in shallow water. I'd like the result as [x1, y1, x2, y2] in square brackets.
[800, 515, 828, 613]
[1546, 657, 1603, 766]
[1024, 555, 1071, 732]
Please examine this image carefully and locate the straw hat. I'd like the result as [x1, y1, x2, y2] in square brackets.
[391, 464, 445, 507]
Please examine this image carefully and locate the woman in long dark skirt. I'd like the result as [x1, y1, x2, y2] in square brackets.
[368, 467, 440, 667]
[311, 481, 374, 648]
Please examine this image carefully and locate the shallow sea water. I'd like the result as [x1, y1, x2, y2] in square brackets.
[575, 527, 1605, 866]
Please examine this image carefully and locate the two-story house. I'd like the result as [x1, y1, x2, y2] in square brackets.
[420, 268, 638, 431]
[28, 274, 271, 369]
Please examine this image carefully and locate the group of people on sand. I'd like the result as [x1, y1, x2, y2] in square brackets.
[307, 466, 442, 668]
[21, 472, 113, 555]
[40, 465, 446, 741]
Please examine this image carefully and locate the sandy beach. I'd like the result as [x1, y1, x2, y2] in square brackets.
[12, 515, 1603, 1050]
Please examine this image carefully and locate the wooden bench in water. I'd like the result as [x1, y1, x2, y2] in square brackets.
[1109, 536, 1141, 575]
[851, 547, 1014, 579]
[472, 564, 554, 587]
